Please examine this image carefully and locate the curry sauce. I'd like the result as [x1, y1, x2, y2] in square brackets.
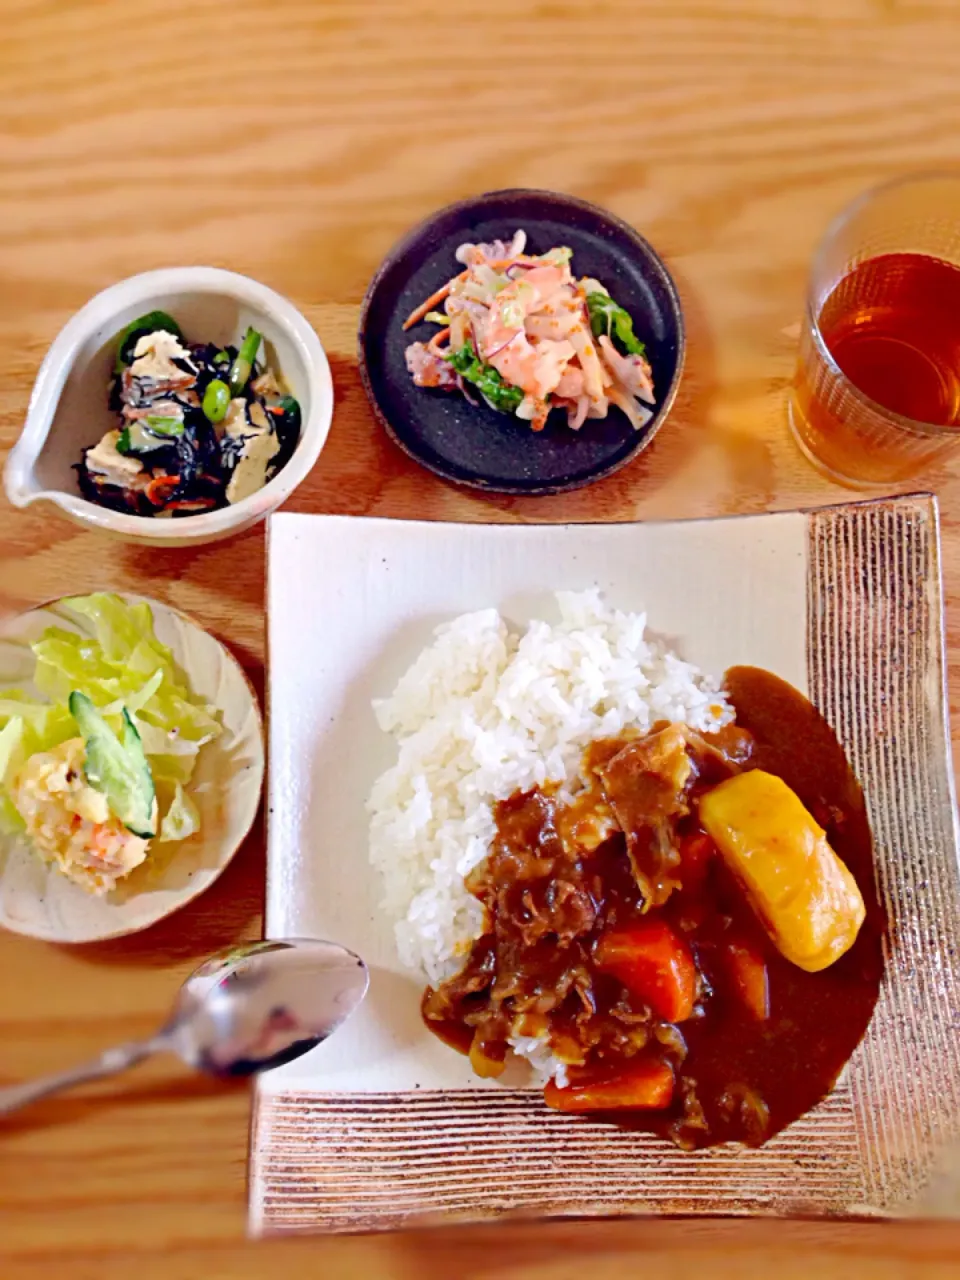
[422, 667, 884, 1148]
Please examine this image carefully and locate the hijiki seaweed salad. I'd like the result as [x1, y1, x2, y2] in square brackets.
[403, 229, 655, 433]
[77, 311, 301, 517]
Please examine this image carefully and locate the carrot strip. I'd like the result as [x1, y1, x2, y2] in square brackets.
[487, 254, 551, 270]
[678, 831, 715, 894]
[145, 474, 179, 506]
[402, 274, 465, 330]
[595, 919, 697, 1022]
[544, 1060, 674, 1113]
[165, 498, 218, 512]
[427, 327, 451, 353]
[726, 939, 770, 1020]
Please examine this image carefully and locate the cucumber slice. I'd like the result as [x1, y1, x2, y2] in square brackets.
[141, 415, 184, 438]
[117, 420, 176, 455]
[68, 691, 156, 838]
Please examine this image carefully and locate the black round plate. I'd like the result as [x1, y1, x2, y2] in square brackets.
[358, 189, 685, 495]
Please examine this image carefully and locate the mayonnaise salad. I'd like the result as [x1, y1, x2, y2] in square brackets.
[0, 595, 220, 895]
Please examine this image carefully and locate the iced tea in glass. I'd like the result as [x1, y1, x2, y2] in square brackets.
[790, 174, 960, 486]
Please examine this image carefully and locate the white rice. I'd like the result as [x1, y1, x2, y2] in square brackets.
[367, 589, 733, 990]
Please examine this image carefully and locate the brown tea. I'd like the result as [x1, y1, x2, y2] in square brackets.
[820, 252, 960, 424]
[792, 251, 960, 483]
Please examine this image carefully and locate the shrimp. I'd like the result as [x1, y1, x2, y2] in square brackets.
[485, 335, 539, 395]
[517, 265, 570, 305]
[483, 268, 568, 353]
[525, 311, 578, 341]
[489, 336, 576, 400]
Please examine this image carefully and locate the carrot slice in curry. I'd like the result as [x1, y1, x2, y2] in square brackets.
[595, 918, 697, 1023]
[544, 1060, 674, 1113]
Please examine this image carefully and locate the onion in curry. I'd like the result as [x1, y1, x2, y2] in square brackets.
[421, 667, 885, 1149]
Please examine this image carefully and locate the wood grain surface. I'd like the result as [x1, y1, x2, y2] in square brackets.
[1, 0, 959, 1274]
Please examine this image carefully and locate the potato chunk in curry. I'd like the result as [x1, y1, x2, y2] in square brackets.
[699, 769, 865, 972]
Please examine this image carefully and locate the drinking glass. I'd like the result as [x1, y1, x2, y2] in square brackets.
[789, 173, 960, 487]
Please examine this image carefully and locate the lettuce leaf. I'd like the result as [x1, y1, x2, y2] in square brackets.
[0, 718, 24, 784]
[0, 594, 219, 845]
[158, 783, 200, 843]
[0, 719, 26, 834]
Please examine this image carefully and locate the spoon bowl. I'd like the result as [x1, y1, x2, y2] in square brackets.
[165, 939, 370, 1077]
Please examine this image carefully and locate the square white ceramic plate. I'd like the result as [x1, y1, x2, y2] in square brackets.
[251, 495, 960, 1234]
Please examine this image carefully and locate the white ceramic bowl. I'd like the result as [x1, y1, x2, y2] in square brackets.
[3, 267, 333, 546]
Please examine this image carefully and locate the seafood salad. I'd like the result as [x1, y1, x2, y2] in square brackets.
[77, 311, 301, 517]
[403, 230, 655, 433]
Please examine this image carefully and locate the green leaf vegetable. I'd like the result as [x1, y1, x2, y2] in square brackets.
[114, 310, 184, 373]
[0, 717, 25, 833]
[157, 783, 200, 843]
[447, 341, 524, 414]
[275, 395, 301, 427]
[585, 292, 646, 357]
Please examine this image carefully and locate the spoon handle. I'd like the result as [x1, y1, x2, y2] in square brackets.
[0, 1039, 162, 1118]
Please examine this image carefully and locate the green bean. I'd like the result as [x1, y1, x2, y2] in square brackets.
[228, 327, 262, 394]
[202, 379, 231, 424]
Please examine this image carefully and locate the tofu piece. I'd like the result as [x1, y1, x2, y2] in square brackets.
[698, 770, 865, 972]
[223, 397, 279, 504]
[226, 430, 280, 504]
[84, 430, 148, 489]
[222, 396, 251, 438]
[251, 369, 282, 398]
[248, 400, 270, 431]
[129, 330, 196, 381]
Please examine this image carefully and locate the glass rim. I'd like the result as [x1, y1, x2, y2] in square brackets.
[807, 169, 960, 439]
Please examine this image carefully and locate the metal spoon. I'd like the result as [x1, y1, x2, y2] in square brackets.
[0, 938, 368, 1118]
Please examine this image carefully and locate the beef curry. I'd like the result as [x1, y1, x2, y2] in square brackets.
[422, 667, 884, 1149]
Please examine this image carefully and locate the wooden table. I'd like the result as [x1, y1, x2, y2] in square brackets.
[2, 1, 960, 1274]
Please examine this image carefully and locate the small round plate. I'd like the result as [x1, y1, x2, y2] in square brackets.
[0, 595, 264, 943]
[358, 189, 685, 495]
